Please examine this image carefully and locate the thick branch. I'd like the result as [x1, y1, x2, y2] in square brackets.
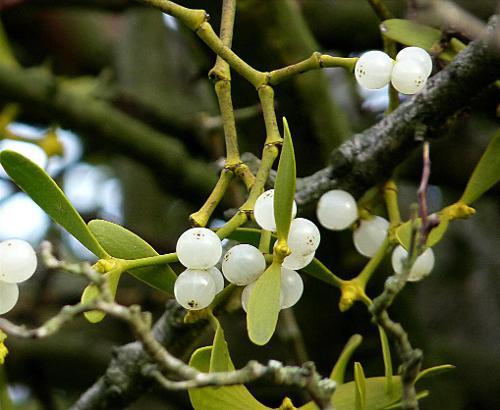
[295, 18, 500, 207]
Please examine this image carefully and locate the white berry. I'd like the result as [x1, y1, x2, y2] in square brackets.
[176, 228, 222, 269]
[207, 266, 224, 294]
[280, 268, 304, 309]
[391, 59, 427, 95]
[222, 244, 266, 286]
[0, 239, 37, 283]
[282, 250, 315, 271]
[316, 190, 358, 230]
[0, 281, 19, 314]
[241, 281, 284, 313]
[174, 269, 216, 310]
[254, 189, 297, 232]
[391, 245, 435, 281]
[353, 216, 389, 257]
[396, 47, 432, 77]
[355, 51, 394, 89]
[287, 218, 321, 257]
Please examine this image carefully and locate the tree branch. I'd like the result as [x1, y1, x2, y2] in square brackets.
[295, 17, 500, 206]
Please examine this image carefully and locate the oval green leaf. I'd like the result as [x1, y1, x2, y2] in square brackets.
[88, 219, 177, 294]
[459, 130, 500, 205]
[188, 346, 270, 410]
[247, 262, 282, 345]
[274, 117, 296, 242]
[0, 150, 109, 258]
[209, 316, 231, 373]
[381, 19, 464, 61]
[81, 269, 122, 323]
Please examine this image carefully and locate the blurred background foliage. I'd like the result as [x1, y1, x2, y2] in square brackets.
[0, 0, 499, 409]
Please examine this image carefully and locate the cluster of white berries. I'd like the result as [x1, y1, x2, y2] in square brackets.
[174, 228, 223, 311]
[316, 189, 434, 281]
[0, 239, 37, 314]
[173, 189, 320, 312]
[355, 47, 432, 95]
[317, 189, 388, 258]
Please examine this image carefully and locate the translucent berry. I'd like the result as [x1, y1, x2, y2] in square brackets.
[280, 268, 304, 309]
[282, 250, 315, 271]
[287, 218, 321, 257]
[176, 228, 222, 269]
[353, 216, 389, 257]
[174, 269, 216, 310]
[391, 245, 435, 281]
[316, 190, 358, 230]
[222, 244, 266, 286]
[0, 239, 37, 283]
[254, 189, 297, 232]
[0, 281, 19, 314]
[355, 50, 394, 89]
[396, 47, 432, 77]
[208, 266, 224, 294]
[241, 281, 284, 313]
[391, 59, 427, 95]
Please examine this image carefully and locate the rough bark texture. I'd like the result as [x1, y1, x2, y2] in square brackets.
[295, 18, 500, 207]
[71, 301, 208, 410]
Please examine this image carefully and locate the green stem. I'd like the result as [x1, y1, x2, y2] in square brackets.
[120, 253, 179, 271]
[355, 237, 391, 288]
[258, 85, 282, 145]
[366, 0, 394, 20]
[258, 229, 272, 254]
[268, 53, 357, 85]
[383, 37, 399, 114]
[190, 169, 234, 227]
[384, 180, 401, 226]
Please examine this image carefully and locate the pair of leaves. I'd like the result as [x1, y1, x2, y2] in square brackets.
[395, 130, 500, 250]
[247, 118, 296, 346]
[0, 151, 176, 321]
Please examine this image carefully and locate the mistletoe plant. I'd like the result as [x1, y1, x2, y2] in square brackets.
[0, 1, 498, 410]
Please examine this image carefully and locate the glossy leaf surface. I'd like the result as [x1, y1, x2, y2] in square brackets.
[0, 150, 108, 258]
[88, 219, 177, 294]
[274, 118, 296, 242]
[247, 262, 281, 345]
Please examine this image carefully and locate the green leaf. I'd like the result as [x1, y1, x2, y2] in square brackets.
[81, 269, 122, 323]
[247, 262, 282, 345]
[209, 316, 231, 373]
[416, 364, 455, 382]
[0, 150, 109, 259]
[380, 19, 464, 61]
[459, 130, 500, 204]
[274, 117, 296, 242]
[378, 326, 394, 393]
[330, 334, 363, 384]
[300, 376, 403, 410]
[188, 346, 270, 410]
[301, 257, 343, 288]
[395, 216, 449, 251]
[354, 363, 367, 410]
[383, 391, 429, 409]
[88, 220, 177, 294]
